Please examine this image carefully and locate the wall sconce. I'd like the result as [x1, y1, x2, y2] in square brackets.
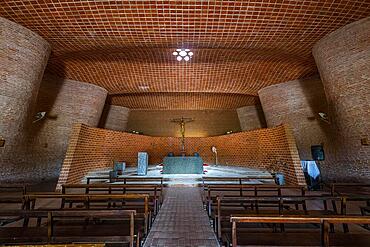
[0, 136, 5, 147]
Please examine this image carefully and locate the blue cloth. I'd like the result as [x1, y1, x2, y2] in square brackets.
[301, 160, 320, 179]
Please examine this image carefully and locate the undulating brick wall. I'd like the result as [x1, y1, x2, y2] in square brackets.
[0, 17, 51, 182]
[259, 76, 330, 160]
[100, 105, 130, 132]
[1, 71, 107, 183]
[126, 110, 241, 137]
[237, 104, 267, 131]
[56, 123, 305, 190]
[312, 17, 370, 182]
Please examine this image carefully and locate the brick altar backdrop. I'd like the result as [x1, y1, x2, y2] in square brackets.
[56, 124, 305, 190]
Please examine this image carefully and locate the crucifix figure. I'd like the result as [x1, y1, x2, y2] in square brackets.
[171, 117, 194, 154]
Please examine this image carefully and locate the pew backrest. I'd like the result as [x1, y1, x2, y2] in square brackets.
[230, 215, 370, 247]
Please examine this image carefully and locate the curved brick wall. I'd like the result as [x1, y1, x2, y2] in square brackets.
[258, 76, 329, 160]
[0, 17, 51, 180]
[237, 105, 266, 131]
[312, 17, 370, 181]
[100, 105, 130, 132]
[20, 74, 108, 183]
[57, 123, 305, 190]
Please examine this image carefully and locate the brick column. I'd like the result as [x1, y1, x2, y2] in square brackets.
[312, 17, 370, 181]
[0, 17, 51, 178]
[100, 105, 130, 132]
[258, 76, 329, 160]
[236, 105, 266, 131]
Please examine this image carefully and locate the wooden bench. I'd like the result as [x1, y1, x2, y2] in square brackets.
[86, 176, 164, 186]
[214, 195, 341, 240]
[24, 193, 151, 236]
[0, 209, 136, 247]
[50, 210, 136, 247]
[329, 183, 370, 196]
[205, 184, 306, 216]
[0, 185, 27, 207]
[61, 184, 162, 215]
[0, 185, 27, 225]
[229, 215, 370, 247]
[202, 176, 275, 185]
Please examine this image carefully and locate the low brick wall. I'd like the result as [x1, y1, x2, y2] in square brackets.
[56, 124, 305, 190]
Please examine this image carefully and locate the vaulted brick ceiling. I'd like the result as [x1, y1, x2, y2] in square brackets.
[1, 1, 370, 110]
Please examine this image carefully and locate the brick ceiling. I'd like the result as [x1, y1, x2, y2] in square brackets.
[1, 1, 370, 110]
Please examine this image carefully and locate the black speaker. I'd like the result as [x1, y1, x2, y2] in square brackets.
[311, 145, 325, 161]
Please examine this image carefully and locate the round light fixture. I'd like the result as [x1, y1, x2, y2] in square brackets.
[173, 49, 193, 62]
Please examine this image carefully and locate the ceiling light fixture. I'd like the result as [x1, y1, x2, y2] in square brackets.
[173, 48, 193, 62]
[138, 85, 150, 90]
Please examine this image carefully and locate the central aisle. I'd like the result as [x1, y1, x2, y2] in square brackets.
[143, 187, 220, 247]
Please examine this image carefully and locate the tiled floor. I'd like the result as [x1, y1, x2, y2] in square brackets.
[143, 187, 220, 247]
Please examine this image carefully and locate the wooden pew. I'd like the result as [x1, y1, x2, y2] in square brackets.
[86, 176, 164, 186]
[50, 210, 136, 247]
[202, 176, 275, 194]
[201, 176, 275, 203]
[0, 185, 27, 225]
[329, 183, 370, 196]
[205, 184, 306, 216]
[214, 195, 341, 240]
[338, 194, 370, 232]
[0, 209, 136, 247]
[229, 215, 370, 247]
[86, 176, 164, 203]
[24, 193, 150, 235]
[0, 185, 27, 208]
[61, 184, 162, 215]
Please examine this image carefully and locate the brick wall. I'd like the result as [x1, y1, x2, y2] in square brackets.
[100, 105, 130, 132]
[20, 74, 108, 183]
[259, 76, 329, 160]
[0, 72, 108, 183]
[56, 124, 305, 190]
[237, 105, 267, 131]
[0, 17, 51, 182]
[312, 17, 370, 182]
[126, 110, 241, 137]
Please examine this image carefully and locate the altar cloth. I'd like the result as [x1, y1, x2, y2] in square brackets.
[162, 156, 204, 174]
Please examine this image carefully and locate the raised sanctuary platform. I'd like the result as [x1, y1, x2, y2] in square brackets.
[162, 156, 204, 174]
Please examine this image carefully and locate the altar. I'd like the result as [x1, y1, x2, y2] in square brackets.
[162, 156, 204, 174]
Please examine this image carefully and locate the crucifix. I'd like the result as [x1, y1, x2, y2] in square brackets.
[171, 117, 194, 154]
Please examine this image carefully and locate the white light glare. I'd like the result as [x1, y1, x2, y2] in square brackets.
[173, 48, 193, 61]
[179, 50, 187, 57]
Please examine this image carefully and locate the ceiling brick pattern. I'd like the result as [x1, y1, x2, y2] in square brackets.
[108, 92, 259, 110]
[1, 0, 369, 109]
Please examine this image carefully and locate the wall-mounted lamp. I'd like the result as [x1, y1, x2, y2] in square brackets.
[0, 136, 5, 147]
